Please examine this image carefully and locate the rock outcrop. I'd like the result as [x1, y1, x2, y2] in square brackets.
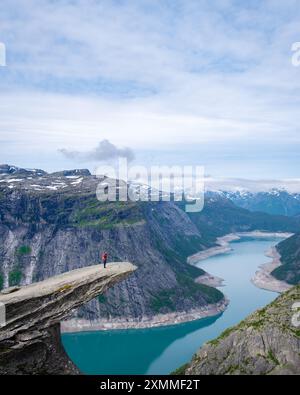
[184, 285, 300, 375]
[0, 262, 136, 375]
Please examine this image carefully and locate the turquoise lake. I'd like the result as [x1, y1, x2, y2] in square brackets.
[62, 236, 283, 375]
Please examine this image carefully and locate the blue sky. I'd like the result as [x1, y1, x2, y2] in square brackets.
[1, 0, 300, 178]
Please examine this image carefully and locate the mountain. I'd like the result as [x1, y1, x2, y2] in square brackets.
[0, 165, 223, 324]
[0, 164, 47, 177]
[216, 189, 300, 216]
[1, 165, 300, 326]
[184, 193, 300, 236]
[272, 233, 300, 285]
[179, 285, 300, 375]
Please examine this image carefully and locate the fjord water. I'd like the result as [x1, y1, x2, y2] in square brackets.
[62, 237, 282, 374]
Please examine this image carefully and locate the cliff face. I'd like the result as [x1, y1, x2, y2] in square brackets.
[0, 263, 136, 374]
[272, 233, 300, 285]
[184, 285, 300, 375]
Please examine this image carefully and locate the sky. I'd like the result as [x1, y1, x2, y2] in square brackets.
[1, 0, 300, 179]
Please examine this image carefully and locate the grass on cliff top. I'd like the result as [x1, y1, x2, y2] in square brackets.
[70, 199, 144, 229]
[171, 363, 189, 375]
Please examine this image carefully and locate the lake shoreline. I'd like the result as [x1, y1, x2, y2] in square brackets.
[188, 231, 292, 289]
[251, 246, 292, 293]
[61, 298, 229, 332]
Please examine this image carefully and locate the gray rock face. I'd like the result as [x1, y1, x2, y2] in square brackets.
[0, 263, 136, 374]
[185, 285, 300, 375]
[50, 169, 91, 177]
[0, 164, 46, 177]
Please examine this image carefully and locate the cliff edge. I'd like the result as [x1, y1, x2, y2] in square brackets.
[0, 262, 136, 375]
[183, 285, 300, 375]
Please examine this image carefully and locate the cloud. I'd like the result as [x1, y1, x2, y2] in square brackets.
[1, 1, 300, 176]
[59, 139, 135, 163]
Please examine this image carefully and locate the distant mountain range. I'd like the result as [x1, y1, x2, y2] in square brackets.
[214, 189, 300, 217]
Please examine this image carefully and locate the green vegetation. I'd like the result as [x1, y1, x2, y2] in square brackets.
[267, 350, 280, 365]
[71, 199, 143, 229]
[170, 363, 188, 375]
[8, 270, 22, 286]
[292, 328, 300, 337]
[176, 273, 224, 304]
[272, 234, 300, 285]
[98, 294, 107, 304]
[57, 284, 73, 293]
[0, 273, 3, 291]
[149, 274, 223, 314]
[224, 365, 239, 374]
[149, 227, 206, 278]
[208, 325, 237, 346]
[16, 245, 31, 256]
[149, 289, 176, 313]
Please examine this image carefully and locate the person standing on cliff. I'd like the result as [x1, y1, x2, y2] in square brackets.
[101, 251, 108, 268]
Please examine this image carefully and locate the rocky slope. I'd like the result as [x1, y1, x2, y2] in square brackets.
[182, 285, 300, 375]
[0, 263, 136, 374]
[1, 165, 300, 326]
[272, 233, 300, 285]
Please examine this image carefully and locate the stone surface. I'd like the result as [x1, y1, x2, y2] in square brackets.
[185, 285, 300, 375]
[0, 262, 136, 374]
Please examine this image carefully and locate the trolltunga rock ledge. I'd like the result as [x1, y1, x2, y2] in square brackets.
[0, 262, 136, 375]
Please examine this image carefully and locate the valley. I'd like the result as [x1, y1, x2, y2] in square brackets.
[1, 164, 300, 375]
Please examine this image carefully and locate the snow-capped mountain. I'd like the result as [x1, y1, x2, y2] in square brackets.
[208, 188, 300, 217]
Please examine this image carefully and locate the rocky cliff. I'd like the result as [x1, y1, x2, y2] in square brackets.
[183, 285, 300, 375]
[0, 262, 136, 374]
[272, 233, 300, 285]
